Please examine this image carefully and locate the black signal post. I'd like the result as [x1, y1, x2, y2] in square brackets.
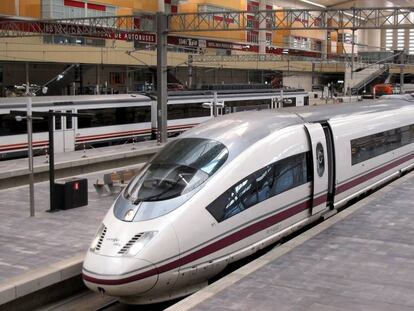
[10, 110, 92, 212]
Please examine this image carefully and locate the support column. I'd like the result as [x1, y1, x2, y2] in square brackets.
[158, 0, 165, 12]
[351, 6, 356, 81]
[48, 112, 55, 211]
[96, 65, 100, 95]
[322, 13, 329, 60]
[126, 66, 130, 93]
[400, 65, 404, 94]
[259, 0, 266, 54]
[188, 55, 193, 89]
[26, 97, 35, 217]
[311, 62, 315, 91]
[156, 12, 168, 144]
[15, 0, 19, 16]
[351, 29, 355, 80]
[25, 62, 29, 95]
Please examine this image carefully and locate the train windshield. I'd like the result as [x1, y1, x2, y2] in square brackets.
[124, 138, 229, 203]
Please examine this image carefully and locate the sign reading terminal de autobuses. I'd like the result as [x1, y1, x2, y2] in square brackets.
[42, 22, 156, 43]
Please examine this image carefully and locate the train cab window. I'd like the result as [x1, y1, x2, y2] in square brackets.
[351, 124, 414, 165]
[206, 152, 311, 223]
[304, 96, 309, 106]
[122, 138, 229, 203]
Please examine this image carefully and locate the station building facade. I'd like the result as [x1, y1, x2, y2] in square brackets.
[0, 0, 376, 96]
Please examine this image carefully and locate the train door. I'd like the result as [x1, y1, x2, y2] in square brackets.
[53, 110, 75, 153]
[304, 123, 329, 215]
[53, 112, 64, 153]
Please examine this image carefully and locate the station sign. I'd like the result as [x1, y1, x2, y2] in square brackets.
[167, 35, 257, 52]
[41, 22, 157, 43]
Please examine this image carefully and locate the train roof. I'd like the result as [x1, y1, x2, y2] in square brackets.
[181, 99, 414, 160]
[284, 98, 414, 123]
[167, 88, 306, 97]
[0, 89, 307, 107]
[0, 94, 151, 107]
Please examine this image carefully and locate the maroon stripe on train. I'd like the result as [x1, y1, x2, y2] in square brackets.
[76, 129, 151, 142]
[336, 153, 414, 195]
[313, 193, 327, 206]
[0, 143, 49, 152]
[83, 198, 313, 285]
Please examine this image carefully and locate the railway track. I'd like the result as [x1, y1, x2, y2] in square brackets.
[39, 288, 182, 311]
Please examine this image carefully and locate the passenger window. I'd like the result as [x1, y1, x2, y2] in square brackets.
[223, 177, 257, 220]
[206, 152, 311, 223]
[351, 123, 414, 165]
[55, 115, 62, 130]
[66, 110, 73, 129]
[282, 97, 296, 107]
[274, 167, 294, 194]
[256, 166, 274, 203]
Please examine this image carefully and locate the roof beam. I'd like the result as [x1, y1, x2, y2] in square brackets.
[0, 6, 414, 39]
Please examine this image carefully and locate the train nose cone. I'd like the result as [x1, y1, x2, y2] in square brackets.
[82, 253, 158, 296]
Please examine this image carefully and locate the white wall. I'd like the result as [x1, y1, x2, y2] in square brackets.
[283, 72, 313, 91]
[357, 29, 382, 52]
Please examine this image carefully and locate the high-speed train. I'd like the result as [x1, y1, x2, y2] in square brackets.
[82, 98, 414, 304]
[0, 88, 308, 159]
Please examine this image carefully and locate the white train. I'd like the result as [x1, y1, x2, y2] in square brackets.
[82, 98, 414, 304]
[0, 89, 308, 159]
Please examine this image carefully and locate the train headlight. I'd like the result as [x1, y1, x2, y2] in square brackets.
[90, 224, 106, 252]
[125, 231, 158, 257]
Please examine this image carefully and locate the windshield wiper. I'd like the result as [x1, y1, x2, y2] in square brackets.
[134, 179, 181, 203]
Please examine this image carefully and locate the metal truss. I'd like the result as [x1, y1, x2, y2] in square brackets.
[0, 6, 413, 39]
[0, 14, 156, 39]
[169, 7, 414, 32]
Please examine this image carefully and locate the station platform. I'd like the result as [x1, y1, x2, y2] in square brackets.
[170, 171, 414, 311]
[0, 140, 163, 189]
[0, 162, 144, 307]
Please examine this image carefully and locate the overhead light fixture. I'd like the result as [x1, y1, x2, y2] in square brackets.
[299, 0, 326, 9]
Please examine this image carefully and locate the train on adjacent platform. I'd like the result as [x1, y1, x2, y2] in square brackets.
[82, 98, 414, 304]
[0, 88, 308, 159]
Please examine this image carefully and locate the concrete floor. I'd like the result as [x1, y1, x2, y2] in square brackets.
[0, 166, 139, 282]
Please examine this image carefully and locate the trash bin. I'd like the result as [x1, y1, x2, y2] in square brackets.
[53, 178, 88, 210]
